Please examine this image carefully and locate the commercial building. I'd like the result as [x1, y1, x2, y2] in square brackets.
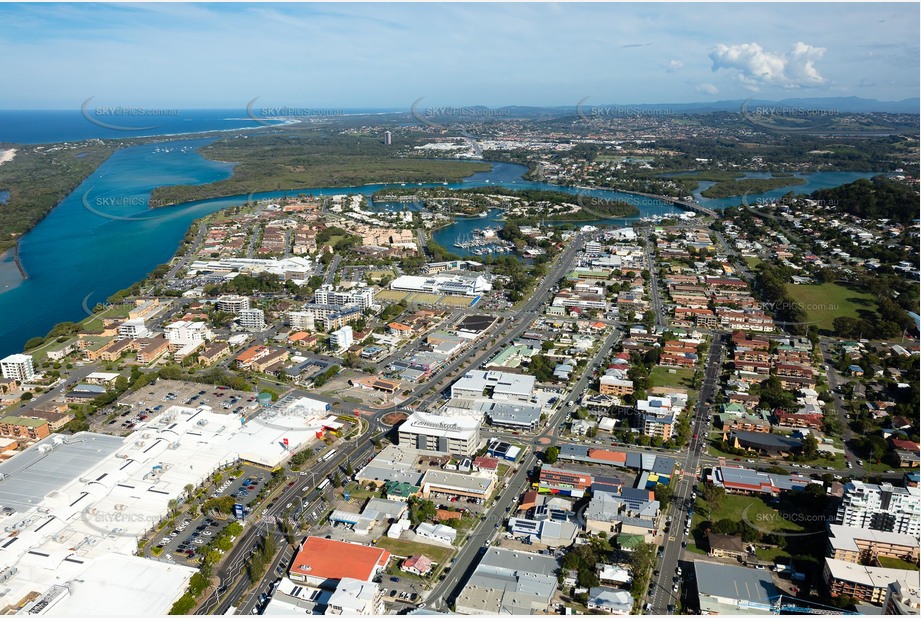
[390, 274, 492, 296]
[537, 466, 593, 497]
[0, 353, 35, 382]
[421, 469, 495, 500]
[694, 560, 778, 615]
[823, 558, 919, 603]
[454, 547, 558, 615]
[398, 411, 480, 456]
[835, 481, 920, 536]
[289, 537, 391, 587]
[451, 370, 536, 403]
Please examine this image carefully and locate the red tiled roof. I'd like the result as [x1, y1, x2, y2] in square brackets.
[290, 537, 390, 582]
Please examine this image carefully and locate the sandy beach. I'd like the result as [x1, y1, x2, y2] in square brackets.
[0, 148, 16, 166]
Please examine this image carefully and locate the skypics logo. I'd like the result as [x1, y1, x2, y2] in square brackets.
[81, 292, 113, 319]
[81, 97, 178, 132]
[740, 504, 829, 538]
[576, 97, 675, 121]
[575, 190, 660, 222]
[410, 97, 510, 129]
[245, 97, 345, 127]
[79, 506, 162, 538]
[739, 98, 838, 133]
[81, 188, 167, 222]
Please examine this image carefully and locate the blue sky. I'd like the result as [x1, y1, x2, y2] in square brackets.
[0, 2, 918, 109]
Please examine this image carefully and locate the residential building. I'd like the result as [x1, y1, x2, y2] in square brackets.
[216, 294, 251, 314]
[117, 318, 149, 340]
[0, 353, 35, 382]
[586, 587, 633, 614]
[164, 321, 213, 347]
[401, 555, 433, 576]
[0, 416, 50, 441]
[826, 525, 919, 564]
[823, 558, 919, 603]
[707, 532, 746, 560]
[288, 310, 316, 331]
[835, 481, 920, 536]
[239, 308, 266, 332]
[314, 284, 374, 311]
[330, 325, 354, 352]
[883, 581, 921, 615]
[600, 376, 634, 396]
[135, 335, 170, 364]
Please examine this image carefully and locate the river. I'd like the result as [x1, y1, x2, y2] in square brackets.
[0, 139, 887, 355]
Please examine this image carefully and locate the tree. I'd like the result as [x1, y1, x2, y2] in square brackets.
[545, 446, 560, 464]
[802, 433, 819, 460]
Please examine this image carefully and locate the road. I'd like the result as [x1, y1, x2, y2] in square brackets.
[427, 452, 536, 610]
[198, 434, 377, 614]
[649, 332, 724, 614]
[643, 229, 667, 329]
[323, 255, 342, 285]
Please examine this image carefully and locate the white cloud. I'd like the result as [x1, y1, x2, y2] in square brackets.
[695, 82, 719, 95]
[709, 41, 826, 90]
[665, 59, 683, 73]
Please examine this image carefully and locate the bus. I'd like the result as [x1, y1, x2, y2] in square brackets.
[317, 477, 331, 492]
[320, 448, 338, 462]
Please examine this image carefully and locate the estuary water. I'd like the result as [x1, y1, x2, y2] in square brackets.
[0, 137, 886, 355]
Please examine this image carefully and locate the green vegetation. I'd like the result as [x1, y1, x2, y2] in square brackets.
[374, 537, 454, 564]
[877, 556, 919, 571]
[701, 176, 807, 198]
[149, 131, 491, 206]
[784, 282, 877, 332]
[811, 175, 920, 224]
[0, 142, 117, 253]
[648, 365, 695, 389]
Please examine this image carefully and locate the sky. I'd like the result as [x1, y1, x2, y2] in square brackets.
[0, 2, 918, 109]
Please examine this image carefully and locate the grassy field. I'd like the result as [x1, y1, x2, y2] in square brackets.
[375, 290, 410, 302]
[437, 295, 476, 307]
[784, 282, 877, 331]
[406, 292, 442, 305]
[695, 493, 805, 534]
[744, 256, 763, 269]
[375, 537, 454, 564]
[877, 556, 919, 570]
[649, 366, 695, 389]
